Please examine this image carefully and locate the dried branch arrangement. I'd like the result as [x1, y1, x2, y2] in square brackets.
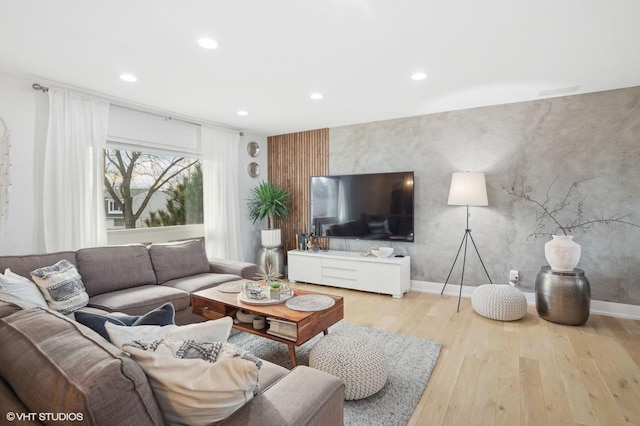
[504, 177, 639, 238]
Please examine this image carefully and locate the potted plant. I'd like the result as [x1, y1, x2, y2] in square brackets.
[247, 181, 291, 247]
[505, 177, 639, 271]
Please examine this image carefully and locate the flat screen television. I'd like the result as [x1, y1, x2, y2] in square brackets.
[310, 171, 414, 242]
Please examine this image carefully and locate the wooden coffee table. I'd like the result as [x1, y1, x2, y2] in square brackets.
[192, 286, 344, 367]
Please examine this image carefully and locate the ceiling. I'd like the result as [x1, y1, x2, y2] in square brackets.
[1, 0, 640, 136]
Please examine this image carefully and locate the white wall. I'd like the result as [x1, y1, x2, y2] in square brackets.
[0, 70, 267, 262]
[0, 71, 48, 254]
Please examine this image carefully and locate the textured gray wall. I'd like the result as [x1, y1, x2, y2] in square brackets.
[329, 86, 640, 305]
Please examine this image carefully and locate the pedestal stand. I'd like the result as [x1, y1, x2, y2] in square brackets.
[257, 246, 284, 276]
[257, 229, 285, 276]
[535, 266, 590, 325]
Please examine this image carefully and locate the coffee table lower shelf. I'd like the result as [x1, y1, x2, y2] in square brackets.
[192, 288, 344, 367]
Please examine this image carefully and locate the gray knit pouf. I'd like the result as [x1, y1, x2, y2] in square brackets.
[471, 284, 527, 321]
[309, 331, 388, 400]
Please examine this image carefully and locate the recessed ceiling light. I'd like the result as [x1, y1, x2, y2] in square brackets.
[237, 110, 248, 116]
[310, 93, 324, 100]
[198, 38, 219, 49]
[411, 72, 428, 81]
[119, 73, 138, 82]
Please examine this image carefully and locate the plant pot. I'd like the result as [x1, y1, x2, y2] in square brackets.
[261, 229, 281, 247]
[544, 235, 581, 272]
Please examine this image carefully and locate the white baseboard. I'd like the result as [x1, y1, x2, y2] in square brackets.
[410, 280, 640, 320]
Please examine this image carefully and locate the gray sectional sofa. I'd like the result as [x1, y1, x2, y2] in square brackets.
[0, 240, 346, 425]
[0, 240, 255, 324]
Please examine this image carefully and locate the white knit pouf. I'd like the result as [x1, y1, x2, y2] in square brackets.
[309, 331, 388, 400]
[471, 284, 527, 321]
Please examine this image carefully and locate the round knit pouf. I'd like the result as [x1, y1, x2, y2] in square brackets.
[471, 284, 527, 321]
[309, 331, 388, 400]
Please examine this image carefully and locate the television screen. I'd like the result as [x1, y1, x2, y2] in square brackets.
[310, 171, 414, 242]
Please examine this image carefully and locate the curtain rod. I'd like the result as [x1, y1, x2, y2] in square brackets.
[31, 82, 244, 136]
[32, 83, 48, 93]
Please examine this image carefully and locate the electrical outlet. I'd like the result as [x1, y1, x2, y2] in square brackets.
[509, 270, 519, 282]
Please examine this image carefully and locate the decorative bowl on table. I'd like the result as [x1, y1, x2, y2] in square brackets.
[371, 247, 394, 258]
[244, 281, 269, 300]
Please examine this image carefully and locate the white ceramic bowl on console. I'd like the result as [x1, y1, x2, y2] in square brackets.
[371, 247, 394, 258]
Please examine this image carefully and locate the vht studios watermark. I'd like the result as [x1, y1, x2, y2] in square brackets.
[5, 412, 84, 422]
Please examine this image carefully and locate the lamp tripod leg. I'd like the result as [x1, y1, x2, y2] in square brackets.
[442, 229, 491, 312]
[467, 232, 492, 284]
[441, 231, 468, 295]
[457, 230, 470, 312]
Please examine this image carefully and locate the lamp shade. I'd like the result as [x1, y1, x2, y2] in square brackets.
[447, 172, 488, 206]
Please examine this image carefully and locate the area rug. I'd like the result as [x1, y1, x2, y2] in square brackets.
[228, 322, 442, 426]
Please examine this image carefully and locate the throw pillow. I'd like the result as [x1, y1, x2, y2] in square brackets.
[0, 268, 48, 308]
[105, 316, 233, 349]
[30, 260, 89, 315]
[123, 339, 261, 425]
[75, 302, 175, 341]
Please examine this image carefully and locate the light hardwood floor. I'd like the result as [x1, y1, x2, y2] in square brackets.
[288, 282, 640, 425]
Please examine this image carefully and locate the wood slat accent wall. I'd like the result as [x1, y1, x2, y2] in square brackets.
[267, 129, 329, 255]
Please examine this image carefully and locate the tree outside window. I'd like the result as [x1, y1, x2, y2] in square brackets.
[103, 149, 203, 229]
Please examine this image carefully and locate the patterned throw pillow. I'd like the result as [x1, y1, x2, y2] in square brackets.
[123, 339, 262, 425]
[104, 316, 234, 350]
[30, 260, 89, 315]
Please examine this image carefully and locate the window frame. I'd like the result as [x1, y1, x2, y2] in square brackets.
[104, 138, 204, 245]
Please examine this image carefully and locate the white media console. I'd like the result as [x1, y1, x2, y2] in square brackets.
[287, 249, 410, 298]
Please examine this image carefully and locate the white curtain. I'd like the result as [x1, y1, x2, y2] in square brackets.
[201, 126, 244, 260]
[43, 88, 109, 251]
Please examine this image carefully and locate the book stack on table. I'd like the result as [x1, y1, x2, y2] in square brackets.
[266, 317, 297, 341]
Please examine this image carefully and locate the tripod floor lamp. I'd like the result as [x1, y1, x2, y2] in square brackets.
[441, 172, 493, 312]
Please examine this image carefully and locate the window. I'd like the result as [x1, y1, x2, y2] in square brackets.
[103, 149, 203, 230]
[107, 199, 122, 214]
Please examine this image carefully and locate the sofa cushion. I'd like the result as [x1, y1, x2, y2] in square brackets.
[148, 240, 210, 284]
[0, 308, 164, 426]
[30, 260, 89, 315]
[75, 302, 175, 341]
[0, 251, 77, 281]
[88, 285, 190, 315]
[162, 272, 241, 294]
[123, 339, 261, 425]
[0, 268, 48, 308]
[76, 244, 157, 297]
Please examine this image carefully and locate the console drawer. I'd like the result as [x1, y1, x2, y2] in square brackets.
[322, 258, 358, 271]
[322, 275, 358, 290]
